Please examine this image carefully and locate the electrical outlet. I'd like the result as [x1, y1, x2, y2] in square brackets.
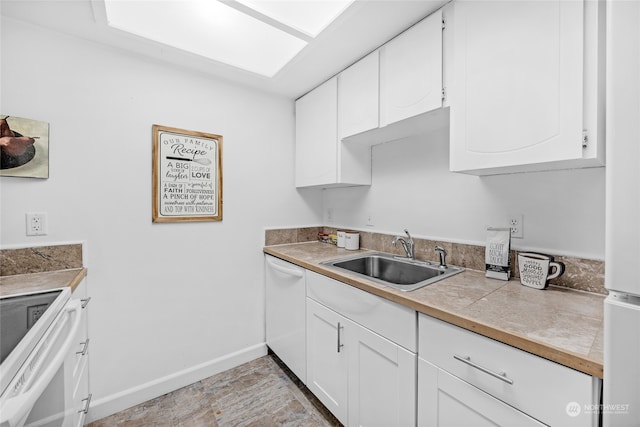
[326, 208, 334, 223]
[26, 212, 48, 236]
[366, 214, 375, 227]
[509, 214, 524, 239]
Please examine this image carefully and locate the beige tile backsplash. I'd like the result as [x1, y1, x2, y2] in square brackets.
[0, 244, 83, 276]
[265, 227, 606, 295]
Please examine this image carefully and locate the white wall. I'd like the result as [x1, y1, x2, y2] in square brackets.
[324, 124, 605, 259]
[0, 17, 322, 420]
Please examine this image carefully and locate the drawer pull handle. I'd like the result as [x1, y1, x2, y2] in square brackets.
[76, 338, 90, 356]
[79, 393, 92, 414]
[337, 322, 344, 353]
[453, 354, 514, 385]
[81, 297, 92, 309]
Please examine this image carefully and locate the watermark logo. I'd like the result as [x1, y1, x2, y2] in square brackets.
[566, 402, 631, 417]
[566, 402, 581, 417]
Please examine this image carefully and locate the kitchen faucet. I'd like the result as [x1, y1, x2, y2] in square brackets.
[392, 229, 415, 260]
[435, 246, 447, 268]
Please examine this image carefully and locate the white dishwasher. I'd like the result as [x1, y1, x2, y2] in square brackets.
[265, 255, 306, 383]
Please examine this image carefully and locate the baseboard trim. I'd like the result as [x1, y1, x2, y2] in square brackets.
[86, 343, 267, 423]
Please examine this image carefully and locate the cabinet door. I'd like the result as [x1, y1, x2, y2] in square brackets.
[380, 9, 443, 127]
[265, 256, 306, 383]
[339, 51, 379, 139]
[348, 322, 416, 427]
[295, 77, 338, 187]
[418, 359, 545, 427]
[295, 77, 371, 188]
[449, 1, 586, 174]
[306, 298, 349, 425]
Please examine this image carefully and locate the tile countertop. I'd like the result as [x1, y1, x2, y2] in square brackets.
[0, 268, 87, 297]
[264, 242, 604, 378]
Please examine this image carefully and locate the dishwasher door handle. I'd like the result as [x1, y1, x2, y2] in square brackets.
[267, 258, 304, 278]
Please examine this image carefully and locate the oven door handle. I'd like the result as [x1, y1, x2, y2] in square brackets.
[0, 299, 83, 427]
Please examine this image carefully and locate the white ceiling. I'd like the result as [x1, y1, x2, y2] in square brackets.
[1, 0, 449, 99]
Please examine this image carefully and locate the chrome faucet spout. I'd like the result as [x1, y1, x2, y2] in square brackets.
[435, 246, 447, 268]
[392, 229, 415, 260]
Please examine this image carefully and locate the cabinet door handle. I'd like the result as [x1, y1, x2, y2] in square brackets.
[337, 322, 344, 353]
[80, 297, 91, 309]
[79, 393, 92, 414]
[453, 354, 514, 385]
[76, 338, 90, 356]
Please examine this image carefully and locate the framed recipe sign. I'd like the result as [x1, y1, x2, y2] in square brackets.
[152, 124, 223, 222]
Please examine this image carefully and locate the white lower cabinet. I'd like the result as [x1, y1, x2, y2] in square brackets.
[418, 358, 544, 427]
[306, 298, 349, 423]
[71, 278, 91, 427]
[418, 314, 601, 427]
[347, 317, 416, 427]
[267, 264, 601, 426]
[306, 271, 417, 427]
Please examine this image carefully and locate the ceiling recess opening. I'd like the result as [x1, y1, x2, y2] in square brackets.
[102, 0, 354, 77]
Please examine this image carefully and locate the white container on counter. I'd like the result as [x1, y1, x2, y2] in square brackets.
[344, 231, 360, 250]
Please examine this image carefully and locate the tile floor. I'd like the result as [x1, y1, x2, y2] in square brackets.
[88, 353, 341, 427]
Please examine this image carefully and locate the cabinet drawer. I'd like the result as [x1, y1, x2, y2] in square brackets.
[73, 307, 89, 380]
[419, 314, 599, 427]
[73, 353, 91, 427]
[307, 271, 416, 352]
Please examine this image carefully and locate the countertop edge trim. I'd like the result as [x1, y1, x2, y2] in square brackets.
[69, 268, 88, 293]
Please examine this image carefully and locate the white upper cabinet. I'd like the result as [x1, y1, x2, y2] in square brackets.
[295, 77, 338, 188]
[448, 0, 605, 175]
[338, 9, 447, 146]
[380, 9, 443, 127]
[296, 8, 447, 184]
[338, 51, 379, 140]
[295, 77, 372, 188]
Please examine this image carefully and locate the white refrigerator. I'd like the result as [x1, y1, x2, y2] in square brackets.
[604, 1, 640, 426]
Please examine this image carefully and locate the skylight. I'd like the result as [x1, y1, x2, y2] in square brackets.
[103, 0, 354, 78]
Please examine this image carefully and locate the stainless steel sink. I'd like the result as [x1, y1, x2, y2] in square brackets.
[321, 252, 464, 291]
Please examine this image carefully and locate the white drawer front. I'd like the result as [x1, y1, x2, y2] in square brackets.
[307, 271, 416, 352]
[73, 354, 90, 427]
[419, 314, 598, 427]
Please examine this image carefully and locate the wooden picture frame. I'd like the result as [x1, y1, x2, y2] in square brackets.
[152, 124, 223, 222]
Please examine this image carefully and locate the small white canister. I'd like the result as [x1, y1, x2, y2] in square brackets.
[344, 231, 360, 250]
[336, 230, 346, 248]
